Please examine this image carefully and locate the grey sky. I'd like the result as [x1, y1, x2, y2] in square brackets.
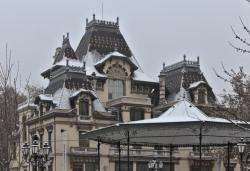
[0, 0, 250, 97]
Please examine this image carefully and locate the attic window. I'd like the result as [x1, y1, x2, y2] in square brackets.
[198, 88, 206, 104]
[79, 99, 89, 117]
[39, 104, 44, 116]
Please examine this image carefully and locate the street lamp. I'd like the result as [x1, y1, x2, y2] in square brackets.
[148, 159, 163, 171]
[22, 134, 51, 169]
[237, 138, 246, 171]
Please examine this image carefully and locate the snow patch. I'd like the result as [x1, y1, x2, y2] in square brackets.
[188, 81, 206, 89]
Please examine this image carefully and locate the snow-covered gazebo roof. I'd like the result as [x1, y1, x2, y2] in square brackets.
[83, 100, 250, 146]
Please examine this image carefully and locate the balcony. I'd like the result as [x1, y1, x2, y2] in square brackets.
[106, 96, 151, 107]
[70, 147, 98, 156]
[109, 148, 171, 158]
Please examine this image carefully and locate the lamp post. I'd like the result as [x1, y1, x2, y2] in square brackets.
[237, 138, 246, 171]
[148, 159, 163, 171]
[22, 134, 50, 170]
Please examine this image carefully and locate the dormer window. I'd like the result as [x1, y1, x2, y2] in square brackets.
[79, 99, 89, 117]
[39, 104, 43, 116]
[198, 88, 206, 104]
[45, 104, 50, 111]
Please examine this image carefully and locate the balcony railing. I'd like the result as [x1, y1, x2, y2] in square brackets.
[70, 147, 98, 156]
[110, 148, 172, 157]
[106, 96, 151, 107]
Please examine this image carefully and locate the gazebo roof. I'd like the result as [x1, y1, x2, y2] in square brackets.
[84, 100, 250, 146]
[129, 100, 229, 124]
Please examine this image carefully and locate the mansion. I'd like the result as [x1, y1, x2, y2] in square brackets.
[10, 14, 240, 171]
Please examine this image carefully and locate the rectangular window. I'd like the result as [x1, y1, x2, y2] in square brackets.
[115, 162, 133, 171]
[130, 108, 144, 121]
[108, 79, 124, 100]
[48, 131, 52, 151]
[79, 132, 89, 147]
[73, 165, 82, 171]
[22, 116, 27, 141]
[136, 162, 149, 171]
[198, 89, 206, 104]
[79, 99, 89, 116]
[85, 163, 96, 171]
[40, 134, 43, 148]
[12, 142, 16, 159]
[40, 104, 44, 116]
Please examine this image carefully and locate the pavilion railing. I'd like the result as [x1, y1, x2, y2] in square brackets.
[109, 147, 172, 157]
[70, 147, 98, 155]
[189, 151, 213, 159]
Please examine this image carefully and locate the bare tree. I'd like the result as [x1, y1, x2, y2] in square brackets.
[0, 44, 26, 171]
[229, 0, 250, 54]
[215, 64, 250, 121]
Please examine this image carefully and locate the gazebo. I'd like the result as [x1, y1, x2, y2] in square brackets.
[83, 100, 250, 171]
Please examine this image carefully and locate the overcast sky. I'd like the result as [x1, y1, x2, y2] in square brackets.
[0, 0, 250, 97]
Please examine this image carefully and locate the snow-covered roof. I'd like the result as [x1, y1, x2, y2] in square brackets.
[17, 101, 37, 111]
[52, 87, 73, 109]
[188, 81, 206, 89]
[95, 51, 138, 70]
[84, 51, 106, 78]
[95, 51, 127, 66]
[85, 66, 106, 78]
[70, 89, 97, 99]
[129, 100, 229, 124]
[38, 94, 53, 101]
[53, 58, 83, 67]
[133, 70, 158, 83]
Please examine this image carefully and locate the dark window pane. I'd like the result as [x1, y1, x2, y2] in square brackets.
[115, 162, 133, 171]
[79, 99, 89, 116]
[130, 108, 144, 121]
[79, 132, 89, 147]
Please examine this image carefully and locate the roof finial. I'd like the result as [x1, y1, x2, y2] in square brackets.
[83, 61, 86, 69]
[163, 62, 165, 69]
[93, 13, 96, 20]
[63, 35, 65, 41]
[116, 17, 119, 25]
[183, 54, 186, 61]
[86, 18, 88, 25]
[197, 56, 200, 64]
[66, 59, 69, 66]
[67, 32, 69, 38]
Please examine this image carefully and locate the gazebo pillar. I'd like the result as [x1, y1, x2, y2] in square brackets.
[170, 144, 173, 171]
[227, 142, 231, 171]
[127, 130, 130, 171]
[118, 141, 121, 171]
[98, 140, 101, 171]
[199, 123, 203, 171]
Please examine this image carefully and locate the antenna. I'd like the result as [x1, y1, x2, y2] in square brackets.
[102, 2, 103, 19]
